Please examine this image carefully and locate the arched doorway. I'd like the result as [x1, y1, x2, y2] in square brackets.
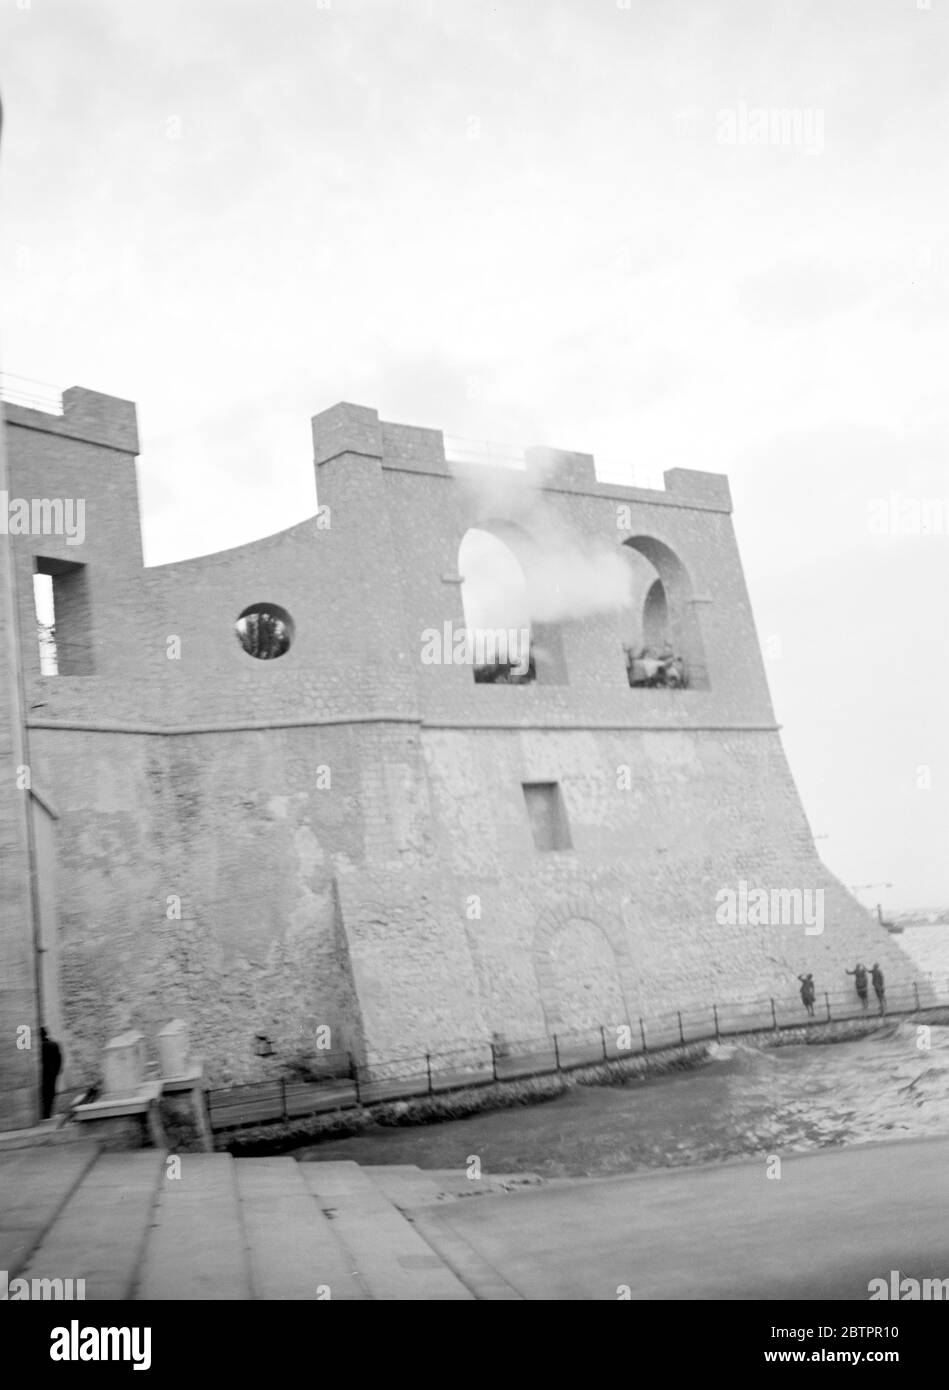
[547, 918, 629, 1032]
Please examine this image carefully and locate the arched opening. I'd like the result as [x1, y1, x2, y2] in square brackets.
[457, 524, 568, 684]
[619, 537, 708, 689]
[458, 528, 534, 683]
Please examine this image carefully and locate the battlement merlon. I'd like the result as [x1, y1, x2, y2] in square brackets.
[3, 387, 139, 455]
[311, 402, 732, 513]
[662, 468, 732, 512]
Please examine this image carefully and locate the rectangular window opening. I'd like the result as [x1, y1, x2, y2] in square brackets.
[33, 558, 93, 676]
[523, 781, 572, 852]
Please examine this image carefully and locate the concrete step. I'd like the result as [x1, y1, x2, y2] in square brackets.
[360, 1165, 524, 1301]
[234, 1157, 365, 1301]
[301, 1160, 474, 1300]
[0, 1120, 90, 1152]
[359, 1164, 446, 1211]
[136, 1154, 251, 1300]
[407, 1207, 524, 1301]
[19, 1151, 164, 1300]
[0, 1143, 99, 1276]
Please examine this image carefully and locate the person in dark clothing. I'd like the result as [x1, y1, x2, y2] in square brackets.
[797, 973, 816, 1017]
[40, 1027, 62, 1120]
[846, 963, 869, 1010]
[871, 962, 886, 1014]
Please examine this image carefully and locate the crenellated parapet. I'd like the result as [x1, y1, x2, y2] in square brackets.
[311, 401, 731, 511]
[3, 387, 139, 456]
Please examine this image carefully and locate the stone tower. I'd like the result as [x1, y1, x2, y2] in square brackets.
[0, 392, 919, 1094]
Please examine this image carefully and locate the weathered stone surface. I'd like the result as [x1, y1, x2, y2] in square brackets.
[0, 393, 918, 1094]
[0, 403, 40, 1130]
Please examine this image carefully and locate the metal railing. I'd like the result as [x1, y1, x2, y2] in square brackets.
[443, 435, 526, 469]
[0, 373, 64, 415]
[204, 978, 949, 1133]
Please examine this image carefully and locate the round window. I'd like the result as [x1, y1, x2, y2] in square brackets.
[235, 603, 294, 659]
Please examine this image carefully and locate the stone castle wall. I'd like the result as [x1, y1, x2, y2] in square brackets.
[0, 404, 40, 1128]
[0, 391, 919, 1092]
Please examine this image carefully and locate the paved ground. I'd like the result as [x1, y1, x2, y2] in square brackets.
[2, 1136, 946, 1299]
[417, 1136, 949, 1300]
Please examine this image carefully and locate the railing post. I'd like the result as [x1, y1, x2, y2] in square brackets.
[913, 981, 920, 1011]
[639, 1017, 647, 1053]
[553, 1034, 561, 1072]
[426, 1053, 433, 1095]
[713, 1004, 720, 1042]
[352, 1056, 361, 1105]
[824, 992, 831, 1022]
[490, 1041, 498, 1082]
[600, 1025, 608, 1061]
[677, 1011, 685, 1045]
[770, 997, 777, 1030]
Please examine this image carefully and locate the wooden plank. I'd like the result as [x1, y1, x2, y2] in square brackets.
[209, 1082, 283, 1109]
[208, 1082, 285, 1128]
[358, 1076, 429, 1104]
[284, 1082, 358, 1118]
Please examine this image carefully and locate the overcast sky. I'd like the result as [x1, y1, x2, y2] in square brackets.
[0, 0, 946, 907]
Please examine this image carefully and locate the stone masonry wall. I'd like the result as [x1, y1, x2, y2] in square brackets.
[0, 392, 922, 1095]
[0, 406, 39, 1128]
[418, 726, 917, 1043]
[29, 723, 428, 1085]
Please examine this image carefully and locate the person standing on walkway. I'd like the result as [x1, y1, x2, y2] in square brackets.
[871, 963, 886, 1014]
[40, 1027, 63, 1120]
[797, 973, 816, 1017]
[846, 963, 869, 1010]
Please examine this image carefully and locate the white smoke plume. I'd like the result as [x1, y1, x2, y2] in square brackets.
[519, 532, 635, 624]
[454, 457, 635, 629]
